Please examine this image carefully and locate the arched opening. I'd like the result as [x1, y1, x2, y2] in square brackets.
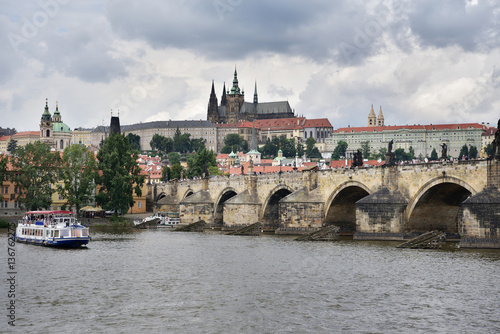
[184, 190, 194, 199]
[215, 190, 237, 226]
[60, 140, 64, 149]
[325, 186, 370, 234]
[156, 192, 167, 202]
[407, 182, 472, 233]
[262, 188, 293, 229]
[46, 129, 50, 137]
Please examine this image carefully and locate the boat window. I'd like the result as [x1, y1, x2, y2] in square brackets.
[60, 230, 70, 237]
[54, 231, 59, 238]
[82, 230, 88, 237]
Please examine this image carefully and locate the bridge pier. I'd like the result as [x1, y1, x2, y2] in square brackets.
[354, 187, 409, 240]
[458, 160, 500, 248]
[222, 175, 262, 230]
[179, 189, 214, 225]
[278, 187, 324, 233]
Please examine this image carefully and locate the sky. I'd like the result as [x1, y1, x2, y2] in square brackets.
[1, 0, 499, 132]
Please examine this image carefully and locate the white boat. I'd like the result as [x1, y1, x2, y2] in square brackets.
[157, 212, 181, 227]
[15, 210, 90, 247]
[133, 215, 160, 228]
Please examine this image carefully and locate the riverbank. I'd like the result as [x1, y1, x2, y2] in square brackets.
[1, 213, 154, 228]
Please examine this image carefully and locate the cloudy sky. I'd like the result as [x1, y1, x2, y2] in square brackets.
[1, 0, 499, 132]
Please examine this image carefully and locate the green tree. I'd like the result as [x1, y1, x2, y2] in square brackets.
[469, 146, 478, 159]
[331, 140, 348, 160]
[408, 146, 416, 160]
[58, 144, 98, 216]
[485, 143, 494, 157]
[372, 147, 387, 160]
[96, 134, 145, 216]
[191, 138, 207, 153]
[305, 137, 321, 158]
[279, 136, 296, 158]
[170, 164, 184, 180]
[221, 134, 248, 153]
[162, 166, 170, 181]
[168, 152, 181, 165]
[7, 139, 17, 153]
[127, 133, 141, 152]
[186, 148, 217, 178]
[430, 148, 438, 161]
[10, 141, 61, 210]
[296, 142, 304, 158]
[459, 144, 469, 159]
[173, 128, 192, 153]
[150, 134, 173, 155]
[361, 141, 370, 159]
[0, 154, 8, 197]
[259, 138, 278, 158]
[394, 148, 409, 162]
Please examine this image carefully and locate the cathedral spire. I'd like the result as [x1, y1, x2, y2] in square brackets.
[253, 81, 258, 105]
[207, 80, 219, 123]
[41, 98, 52, 121]
[221, 82, 227, 106]
[230, 65, 241, 95]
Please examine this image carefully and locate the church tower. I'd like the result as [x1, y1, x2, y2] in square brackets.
[377, 106, 384, 126]
[368, 105, 376, 127]
[226, 66, 245, 124]
[221, 82, 227, 106]
[207, 80, 219, 123]
[40, 98, 53, 147]
[253, 81, 258, 105]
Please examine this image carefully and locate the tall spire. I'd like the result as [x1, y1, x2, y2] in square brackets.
[377, 106, 384, 126]
[253, 81, 258, 105]
[207, 80, 219, 122]
[230, 65, 241, 95]
[41, 98, 52, 121]
[368, 104, 376, 127]
[221, 82, 227, 106]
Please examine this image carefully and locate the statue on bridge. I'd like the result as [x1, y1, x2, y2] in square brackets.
[388, 139, 393, 154]
[440, 143, 448, 160]
[385, 140, 395, 166]
[352, 150, 363, 167]
[494, 119, 500, 160]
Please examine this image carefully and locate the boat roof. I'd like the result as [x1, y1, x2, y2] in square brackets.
[25, 210, 74, 215]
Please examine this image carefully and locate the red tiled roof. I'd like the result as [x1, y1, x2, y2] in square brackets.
[303, 118, 333, 128]
[336, 123, 483, 133]
[0, 136, 11, 141]
[12, 131, 40, 137]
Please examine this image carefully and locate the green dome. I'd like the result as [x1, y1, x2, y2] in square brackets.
[53, 122, 71, 133]
[229, 150, 236, 158]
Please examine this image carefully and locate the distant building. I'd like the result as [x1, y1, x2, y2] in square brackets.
[207, 67, 295, 124]
[39, 99, 72, 151]
[325, 106, 484, 158]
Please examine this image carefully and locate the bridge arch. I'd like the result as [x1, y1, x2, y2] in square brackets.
[214, 187, 238, 226]
[324, 181, 371, 233]
[156, 192, 167, 202]
[405, 176, 476, 233]
[182, 188, 194, 199]
[261, 185, 294, 229]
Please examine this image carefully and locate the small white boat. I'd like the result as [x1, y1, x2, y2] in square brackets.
[157, 212, 181, 227]
[15, 210, 90, 247]
[133, 215, 160, 228]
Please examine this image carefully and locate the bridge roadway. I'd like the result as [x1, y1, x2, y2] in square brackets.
[152, 159, 500, 247]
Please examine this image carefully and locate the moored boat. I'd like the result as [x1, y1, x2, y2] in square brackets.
[15, 210, 90, 247]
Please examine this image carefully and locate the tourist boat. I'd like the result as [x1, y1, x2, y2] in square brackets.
[158, 212, 181, 227]
[133, 215, 160, 228]
[15, 210, 90, 247]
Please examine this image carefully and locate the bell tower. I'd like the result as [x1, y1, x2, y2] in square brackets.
[40, 98, 53, 146]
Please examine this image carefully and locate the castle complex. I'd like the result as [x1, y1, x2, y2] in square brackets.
[207, 67, 295, 124]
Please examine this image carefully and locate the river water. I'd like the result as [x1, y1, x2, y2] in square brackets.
[1, 227, 500, 334]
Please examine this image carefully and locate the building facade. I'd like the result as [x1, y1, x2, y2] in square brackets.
[207, 68, 295, 124]
[325, 108, 484, 158]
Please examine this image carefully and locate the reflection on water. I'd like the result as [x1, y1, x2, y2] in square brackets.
[1, 228, 499, 333]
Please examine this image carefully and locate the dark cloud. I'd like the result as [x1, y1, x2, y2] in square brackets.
[407, 0, 500, 51]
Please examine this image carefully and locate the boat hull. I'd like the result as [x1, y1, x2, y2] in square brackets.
[15, 236, 90, 247]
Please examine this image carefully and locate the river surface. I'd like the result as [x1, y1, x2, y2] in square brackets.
[1, 227, 500, 334]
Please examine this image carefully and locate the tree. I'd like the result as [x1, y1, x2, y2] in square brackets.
[10, 141, 61, 210]
[459, 144, 469, 159]
[485, 143, 494, 157]
[186, 148, 217, 178]
[96, 134, 145, 216]
[279, 136, 296, 158]
[168, 152, 181, 165]
[150, 134, 173, 155]
[127, 133, 141, 152]
[361, 141, 370, 159]
[0, 154, 8, 199]
[372, 147, 387, 160]
[7, 139, 17, 153]
[430, 148, 438, 161]
[296, 142, 304, 158]
[469, 145, 478, 159]
[408, 146, 416, 160]
[191, 138, 207, 153]
[305, 137, 321, 158]
[222, 134, 248, 154]
[170, 164, 184, 180]
[173, 128, 192, 153]
[58, 145, 98, 216]
[394, 148, 409, 162]
[331, 141, 348, 160]
[259, 138, 278, 158]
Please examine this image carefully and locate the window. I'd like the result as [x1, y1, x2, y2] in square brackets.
[138, 201, 142, 209]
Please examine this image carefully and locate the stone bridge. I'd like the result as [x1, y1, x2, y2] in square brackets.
[150, 160, 500, 248]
